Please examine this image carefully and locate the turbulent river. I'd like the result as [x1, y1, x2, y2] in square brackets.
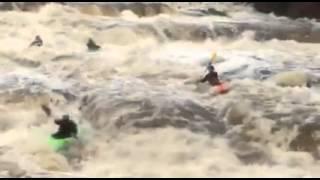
[1, 2, 320, 178]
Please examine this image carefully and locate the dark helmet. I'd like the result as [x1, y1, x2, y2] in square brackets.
[62, 114, 70, 121]
[88, 38, 93, 43]
[207, 63, 214, 71]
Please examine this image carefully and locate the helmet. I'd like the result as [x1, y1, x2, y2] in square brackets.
[62, 114, 70, 121]
[207, 63, 214, 71]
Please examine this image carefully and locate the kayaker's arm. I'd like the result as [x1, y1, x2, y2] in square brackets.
[199, 74, 208, 83]
[54, 119, 62, 125]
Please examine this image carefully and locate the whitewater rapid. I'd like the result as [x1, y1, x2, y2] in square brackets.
[0, 2, 320, 178]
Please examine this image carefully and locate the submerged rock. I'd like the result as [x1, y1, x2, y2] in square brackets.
[251, 2, 320, 20]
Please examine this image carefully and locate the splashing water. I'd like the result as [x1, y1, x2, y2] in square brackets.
[1, 2, 320, 178]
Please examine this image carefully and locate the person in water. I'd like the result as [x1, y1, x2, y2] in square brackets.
[199, 62, 221, 86]
[29, 35, 43, 47]
[87, 38, 100, 51]
[51, 114, 78, 139]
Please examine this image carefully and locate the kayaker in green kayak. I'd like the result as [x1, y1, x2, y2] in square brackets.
[47, 114, 79, 152]
[52, 114, 78, 139]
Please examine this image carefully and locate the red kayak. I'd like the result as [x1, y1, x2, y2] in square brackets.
[212, 82, 230, 94]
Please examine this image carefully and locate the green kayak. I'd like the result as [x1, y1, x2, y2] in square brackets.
[46, 126, 90, 152]
[47, 136, 75, 151]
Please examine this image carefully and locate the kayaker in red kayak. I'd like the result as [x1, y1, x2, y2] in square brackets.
[198, 63, 221, 86]
[198, 62, 229, 94]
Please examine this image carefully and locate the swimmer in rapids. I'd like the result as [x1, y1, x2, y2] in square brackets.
[87, 38, 101, 51]
[51, 114, 78, 139]
[29, 35, 43, 47]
